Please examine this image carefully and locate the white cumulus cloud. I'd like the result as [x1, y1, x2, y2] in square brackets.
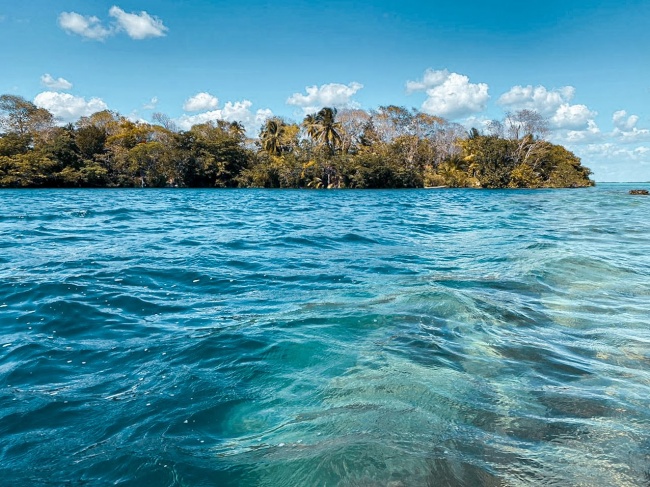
[177, 100, 273, 135]
[497, 85, 574, 116]
[610, 110, 650, 142]
[551, 103, 598, 130]
[40, 74, 73, 91]
[108, 6, 168, 39]
[286, 82, 364, 114]
[406, 69, 489, 119]
[405, 69, 451, 94]
[548, 107, 650, 181]
[499, 84, 597, 130]
[58, 6, 167, 41]
[612, 110, 639, 131]
[34, 91, 108, 123]
[555, 120, 602, 144]
[183, 92, 219, 112]
[613, 127, 650, 143]
[58, 11, 112, 40]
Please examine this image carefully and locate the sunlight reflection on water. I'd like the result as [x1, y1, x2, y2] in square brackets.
[0, 185, 649, 485]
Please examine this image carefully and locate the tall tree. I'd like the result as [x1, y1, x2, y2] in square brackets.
[313, 107, 341, 155]
[152, 112, 178, 132]
[301, 113, 319, 140]
[504, 110, 550, 167]
[337, 109, 371, 154]
[75, 125, 107, 161]
[504, 109, 549, 141]
[228, 121, 246, 141]
[0, 95, 54, 137]
[259, 118, 286, 156]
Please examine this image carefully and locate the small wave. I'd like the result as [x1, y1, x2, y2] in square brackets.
[337, 233, 380, 244]
[1, 186, 649, 485]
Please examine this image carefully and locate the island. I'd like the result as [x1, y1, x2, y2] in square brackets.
[0, 94, 593, 189]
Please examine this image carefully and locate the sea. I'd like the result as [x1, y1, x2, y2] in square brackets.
[1, 184, 649, 486]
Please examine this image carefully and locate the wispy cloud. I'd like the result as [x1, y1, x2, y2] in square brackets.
[58, 11, 112, 40]
[58, 6, 167, 41]
[613, 110, 639, 131]
[108, 6, 167, 39]
[40, 74, 73, 90]
[143, 96, 159, 110]
[570, 143, 650, 182]
[611, 110, 650, 143]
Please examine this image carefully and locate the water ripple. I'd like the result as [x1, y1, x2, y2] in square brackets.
[1, 185, 649, 485]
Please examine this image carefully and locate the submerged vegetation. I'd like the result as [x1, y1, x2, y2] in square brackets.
[0, 94, 593, 189]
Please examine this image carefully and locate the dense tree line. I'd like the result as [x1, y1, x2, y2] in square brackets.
[0, 94, 593, 189]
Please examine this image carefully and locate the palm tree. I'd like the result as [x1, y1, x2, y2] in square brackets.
[300, 108, 343, 187]
[259, 118, 285, 156]
[301, 113, 319, 140]
[315, 107, 341, 155]
[301, 108, 342, 155]
[228, 121, 246, 141]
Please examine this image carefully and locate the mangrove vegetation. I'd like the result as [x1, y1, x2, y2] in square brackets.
[0, 94, 593, 189]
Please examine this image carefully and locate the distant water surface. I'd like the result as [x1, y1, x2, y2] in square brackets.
[1, 185, 649, 486]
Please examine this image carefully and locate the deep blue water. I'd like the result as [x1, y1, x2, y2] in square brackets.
[1, 185, 649, 486]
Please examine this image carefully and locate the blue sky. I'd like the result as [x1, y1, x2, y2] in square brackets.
[1, 0, 649, 181]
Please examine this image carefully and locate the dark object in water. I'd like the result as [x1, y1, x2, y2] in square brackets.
[629, 189, 649, 195]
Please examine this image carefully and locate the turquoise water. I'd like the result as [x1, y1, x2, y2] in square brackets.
[1, 185, 649, 486]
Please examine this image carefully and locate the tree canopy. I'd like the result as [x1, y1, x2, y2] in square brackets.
[0, 94, 593, 189]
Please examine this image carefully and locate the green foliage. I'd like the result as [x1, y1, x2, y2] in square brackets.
[0, 133, 31, 157]
[459, 135, 516, 188]
[0, 94, 595, 190]
[259, 118, 299, 157]
[509, 163, 543, 188]
[0, 151, 56, 187]
[175, 123, 252, 187]
[259, 118, 286, 156]
[346, 151, 399, 188]
[41, 126, 81, 171]
[0, 94, 54, 136]
[453, 132, 593, 189]
[545, 144, 593, 187]
[303, 108, 342, 155]
[76, 125, 107, 161]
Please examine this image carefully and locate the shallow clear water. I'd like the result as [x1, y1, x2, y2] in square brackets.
[1, 185, 649, 486]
